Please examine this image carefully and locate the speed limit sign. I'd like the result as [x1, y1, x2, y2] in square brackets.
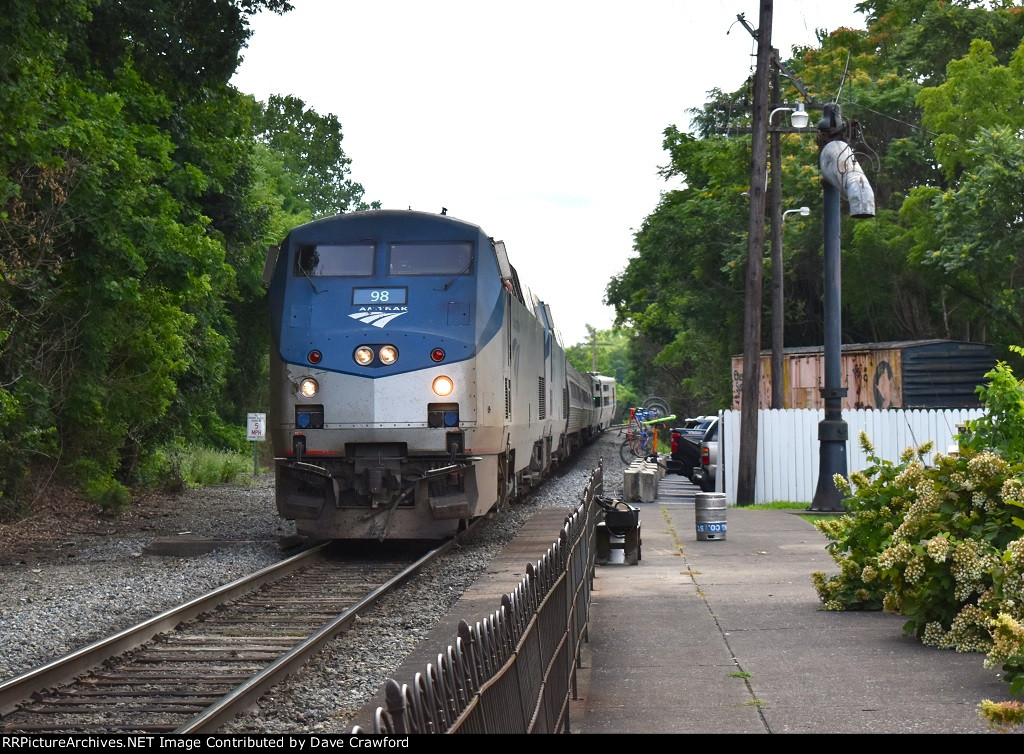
[247, 412, 266, 441]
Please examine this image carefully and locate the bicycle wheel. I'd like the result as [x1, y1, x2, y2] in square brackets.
[619, 438, 635, 464]
[643, 396, 671, 418]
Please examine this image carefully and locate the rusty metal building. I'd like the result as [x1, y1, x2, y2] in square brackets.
[731, 339, 996, 410]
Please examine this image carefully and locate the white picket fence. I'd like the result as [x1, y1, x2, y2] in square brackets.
[718, 408, 986, 506]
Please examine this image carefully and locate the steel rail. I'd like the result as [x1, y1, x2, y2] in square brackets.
[0, 543, 330, 717]
[2, 516, 482, 733]
[175, 530, 467, 733]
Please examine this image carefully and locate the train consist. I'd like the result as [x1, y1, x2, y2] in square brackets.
[264, 210, 617, 541]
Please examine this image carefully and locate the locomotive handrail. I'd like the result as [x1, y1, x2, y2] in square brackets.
[284, 460, 332, 477]
[415, 458, 482, 480]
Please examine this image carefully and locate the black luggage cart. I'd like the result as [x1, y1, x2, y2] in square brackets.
[595, 496, 642, 566]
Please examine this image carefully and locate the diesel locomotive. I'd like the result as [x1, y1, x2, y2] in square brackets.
[264, 209, 616, 541]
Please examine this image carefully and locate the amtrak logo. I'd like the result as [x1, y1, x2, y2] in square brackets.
[349, 307, 408, 328]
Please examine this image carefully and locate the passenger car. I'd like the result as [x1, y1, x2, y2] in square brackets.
[691, 417, 719, 492]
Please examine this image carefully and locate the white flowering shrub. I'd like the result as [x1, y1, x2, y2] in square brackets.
[811, 351, 1024, 729]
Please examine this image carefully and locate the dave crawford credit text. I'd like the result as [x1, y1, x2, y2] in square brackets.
[1, 737, 412, 749]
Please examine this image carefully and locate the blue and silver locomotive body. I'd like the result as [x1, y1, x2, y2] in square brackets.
[266, 210, 614, 541]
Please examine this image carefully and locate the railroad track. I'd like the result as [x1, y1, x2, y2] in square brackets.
[0, 535, 462, 734]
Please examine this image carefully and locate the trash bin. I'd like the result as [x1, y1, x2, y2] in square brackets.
[695, 492, 726, 541]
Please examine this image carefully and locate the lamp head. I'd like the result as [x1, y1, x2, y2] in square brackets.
[791, 102, 809, 129]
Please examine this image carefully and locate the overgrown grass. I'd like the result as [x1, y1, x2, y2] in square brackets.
[144, 444, 260, 492]
[177, 446, 257, 487]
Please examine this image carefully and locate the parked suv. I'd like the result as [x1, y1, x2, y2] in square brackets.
[691, 417, 719, 492]
[668, 416, 716, 481]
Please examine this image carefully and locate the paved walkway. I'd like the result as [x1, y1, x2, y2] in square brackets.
[352, 474, 1021, 735]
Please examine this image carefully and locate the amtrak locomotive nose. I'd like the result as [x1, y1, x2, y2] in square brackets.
[266, 209, 616, 542]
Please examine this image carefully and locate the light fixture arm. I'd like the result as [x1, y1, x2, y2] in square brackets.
[768, 106, 793, 125]
[769, 102, 809, 129]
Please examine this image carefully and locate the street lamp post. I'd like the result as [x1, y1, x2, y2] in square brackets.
[770, 204, 810, 409]
[767, 101, 809, 409]
[809, 103, 875, 512]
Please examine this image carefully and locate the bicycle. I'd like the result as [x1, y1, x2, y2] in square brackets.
[619, 407, 676, 464]
[618, 396, 671, 437]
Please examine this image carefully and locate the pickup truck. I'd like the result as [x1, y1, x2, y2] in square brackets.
[667, 416, 716, 481]
[691, 417, 720, 492]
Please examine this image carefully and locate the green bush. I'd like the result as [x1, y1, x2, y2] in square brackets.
[82, 475, 132, 513]
[69, 454, 133, 513]
[0, 381, 58, 521]
[810, 348, 1024, 729]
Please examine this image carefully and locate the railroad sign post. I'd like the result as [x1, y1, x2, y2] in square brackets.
[247, 412, 266, 475]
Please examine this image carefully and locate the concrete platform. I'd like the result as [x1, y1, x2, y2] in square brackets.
[350, 476, 1022, 734]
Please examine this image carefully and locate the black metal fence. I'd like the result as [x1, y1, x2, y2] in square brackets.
[352, 462, 603, 734]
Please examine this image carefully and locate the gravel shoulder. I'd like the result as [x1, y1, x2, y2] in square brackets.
[0, 430, 630, 732]
[0, 476, 294, 681]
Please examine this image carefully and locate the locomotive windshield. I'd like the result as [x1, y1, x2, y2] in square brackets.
[388, 242, 473, 276]
[294, 244, 374, 277]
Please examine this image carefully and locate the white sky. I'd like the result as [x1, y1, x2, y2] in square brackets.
[232, 1, 866, 347]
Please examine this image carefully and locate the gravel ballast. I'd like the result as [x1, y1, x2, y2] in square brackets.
[0, 430, 633, 733]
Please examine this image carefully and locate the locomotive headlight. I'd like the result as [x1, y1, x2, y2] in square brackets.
[354, 346, 374, 366]
[378, 345, 398, 365]
[432, 376, 454, 397]
[299, 377, 319, 398]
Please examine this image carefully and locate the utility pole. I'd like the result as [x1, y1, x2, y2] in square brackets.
[585, 325, 611, 372]
[736, 0, 773, 507]
[769, 51, 784, 410]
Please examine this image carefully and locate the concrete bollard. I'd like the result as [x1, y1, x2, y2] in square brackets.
[623, 464, 640, 501]
[638, 463, 658, 502]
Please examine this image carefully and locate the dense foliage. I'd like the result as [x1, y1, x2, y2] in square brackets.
[607, 0, 1024, 415]
[566, 327, 637, 417]
[811, 349, 1024, 727]
[0, 0, 373, 514]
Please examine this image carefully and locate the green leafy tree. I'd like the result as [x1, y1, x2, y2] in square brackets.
[609, 0, 1024, 419]
[253, 94, 379, 219]
[1, 0, 99, 511]
[0, 0, 295, 510]
[917, 38, 1024, 183]
[606, 128, 749, 415]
